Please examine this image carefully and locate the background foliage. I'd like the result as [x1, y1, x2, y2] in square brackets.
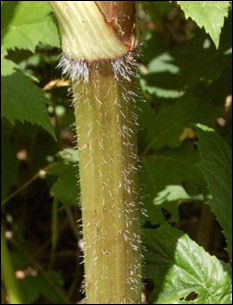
[1, 1, 232, 304]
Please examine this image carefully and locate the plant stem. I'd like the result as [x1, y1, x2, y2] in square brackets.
[1, 227, 23, 304]
[73, 62, 141, 304]
[197, 204, 215, 251]
[49, 198, 59, 268]
[66, 207, 80, 241]
[50, 1, 142, 304]
[1, 163, 56, 207]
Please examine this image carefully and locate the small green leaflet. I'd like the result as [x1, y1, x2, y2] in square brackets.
[145, 224, 232, 304]
[1, 71, 56, 140]
[196, 124, 232, 260]
[1, 1, 60, 52]
[178, 1, 230, 48]
[153, 185, 191, 223]
[153, 185, 191, 206]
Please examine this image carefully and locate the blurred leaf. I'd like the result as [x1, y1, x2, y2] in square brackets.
[1, 1, 59, 52]
[173, 38, 231, 89]
[140, 96, 221, 151]
[153, 1, 172, 14]
[141, 1, 172, 16]
[41, 271, 65, 304]
[153, 185, 191, 223]
[147, 53, 180, 75]
[141, 19, 232, 100]
[19, 271, 65, 304]
[140, 25, 232, 151]
[1, 129, 19, 203]
[19, 277, 42, 304]
[141, 142, 205, 224]
[154, 185, 191, 206]
[1, 72, 56, 139]
[145, 224, 232, 304]
[11, 251, 28, 270]
[141, 77, 184, 99]
[196, 124, 232, 260]
[49, 150, 79, 208]
[178, 1, 230, 48]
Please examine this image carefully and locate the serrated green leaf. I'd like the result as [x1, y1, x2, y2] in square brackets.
[196, 124, 232, 260]
[49, 160, 79, 208]
[141, 142, 205, 224]
[1, 1, 60, 52]
[145, 224, 232, 304]
[178, 1, 230, 48]
[1, 72, 56, 139]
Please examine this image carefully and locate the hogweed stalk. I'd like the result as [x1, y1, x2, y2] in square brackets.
[50, 1, 142, 304]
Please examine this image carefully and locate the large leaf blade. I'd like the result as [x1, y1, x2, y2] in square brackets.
[196, 124, 232, 260]
[145, 224, 232, 304]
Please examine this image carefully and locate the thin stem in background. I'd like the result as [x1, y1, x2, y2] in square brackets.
[1, 227, 24, 304]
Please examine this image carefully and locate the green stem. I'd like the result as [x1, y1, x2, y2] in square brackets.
[50, 2, 142, 303]
[73, 63, 142, 304]
[1, 227, 24, 304]
[49, 198, 59, 268]
[1, 163, 56, 207]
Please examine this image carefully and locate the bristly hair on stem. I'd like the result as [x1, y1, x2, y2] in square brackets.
[57, 49, 139, 83]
